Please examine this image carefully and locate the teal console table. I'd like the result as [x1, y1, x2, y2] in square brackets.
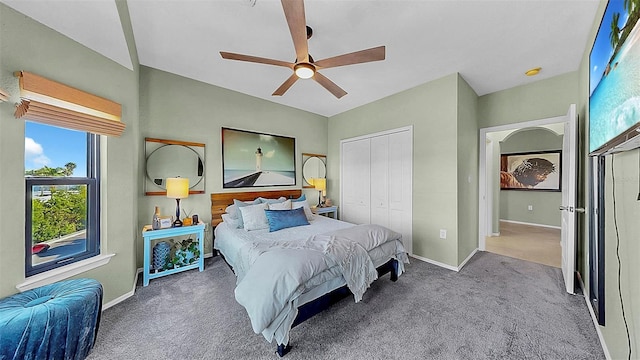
[142, 224, 205, 286]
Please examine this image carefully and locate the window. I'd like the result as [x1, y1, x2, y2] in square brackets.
[25, 122, 100, 277]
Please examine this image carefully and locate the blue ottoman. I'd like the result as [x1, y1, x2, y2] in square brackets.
[0, 278, 103, 360]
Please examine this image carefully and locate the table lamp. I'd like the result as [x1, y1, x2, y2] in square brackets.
[166, 177, 189, 227]
[313, 178, 326, 207]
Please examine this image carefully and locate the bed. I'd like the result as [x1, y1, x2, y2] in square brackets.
[211, 190, 409, 356]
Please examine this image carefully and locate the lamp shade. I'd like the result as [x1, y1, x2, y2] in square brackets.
[313, 178, 326, 195]
[166, 177, 189, 199]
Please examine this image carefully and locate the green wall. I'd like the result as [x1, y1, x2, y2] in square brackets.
[578, 1, 639, 358]
[0, 3, 140, 303]
[328, 73, 478, 267]
[456, 75, 479, 264]
[600, 152, 640, 357]
[488, 135, 501, 234]
[137, 67, 328, 265]
[478, 71, 579, 129]
[499, 128, 563, 227]
[478, 71, 578, 235]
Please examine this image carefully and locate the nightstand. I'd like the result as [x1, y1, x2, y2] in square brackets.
[313, 205, 338, 219]
[142, 224, 205, 286]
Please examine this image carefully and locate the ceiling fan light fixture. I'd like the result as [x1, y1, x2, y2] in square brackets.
[294, 63, 315, 79]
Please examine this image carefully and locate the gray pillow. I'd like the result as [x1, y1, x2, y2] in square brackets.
[230, 198, 261, 227]
[257, 196, 287, 204]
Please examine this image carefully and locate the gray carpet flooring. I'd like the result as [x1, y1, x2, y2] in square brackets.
[86, 251, 605, 360]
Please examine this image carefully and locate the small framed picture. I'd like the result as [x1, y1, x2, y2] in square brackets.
[159, 217, 173, 229]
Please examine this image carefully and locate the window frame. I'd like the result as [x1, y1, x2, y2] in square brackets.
[25, 131, 100, 277]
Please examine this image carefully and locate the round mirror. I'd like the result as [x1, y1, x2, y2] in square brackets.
[302, 156, 326, 186]
[146, 145, 204, 190]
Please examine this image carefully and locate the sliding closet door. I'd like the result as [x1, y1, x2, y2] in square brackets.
[341, 138, 371, 224]
[370, 135, 389, 227]
[387, 130, 413, 254]
[340, 127, 413, 254]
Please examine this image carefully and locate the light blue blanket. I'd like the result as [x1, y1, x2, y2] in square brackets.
[234, 224, 409, 345]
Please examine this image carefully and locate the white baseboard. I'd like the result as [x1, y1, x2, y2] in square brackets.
[411, 254, 459, 272]
[576, 274, 611, 360]
[411, 249, 478, 272]
[104, 254, 217, 310]
[491, 232, 500, 237]
[458, 248, 478, 270]
[499, 219, 561, 230]
[103, 268, 142, 310]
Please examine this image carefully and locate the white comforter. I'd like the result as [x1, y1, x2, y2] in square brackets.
[225, 222, 409, 346]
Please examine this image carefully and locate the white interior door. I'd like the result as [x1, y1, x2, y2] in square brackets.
[560, 104, 577, 294]
[341, 138, 371, 225]
[387, 130, 413, 255]
[341, 127, 413, 254]
[370, 135, 390, 227]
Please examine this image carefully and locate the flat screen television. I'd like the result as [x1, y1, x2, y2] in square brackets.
[589, 0, 640, 156]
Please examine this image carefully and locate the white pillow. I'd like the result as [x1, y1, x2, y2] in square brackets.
[238, 203, 269, 231]
[268, 199, 292, 210]
[291, 200, 314, 221]
[224, 205, 239, 219]
[221, 213, 242, 229]
[227, 199, 261, 226]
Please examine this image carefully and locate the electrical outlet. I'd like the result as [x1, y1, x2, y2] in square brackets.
[439, 229, 447, 239]
[528, 205, 533, 211]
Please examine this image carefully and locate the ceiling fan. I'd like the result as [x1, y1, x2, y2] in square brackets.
[220, 0, 385, 99]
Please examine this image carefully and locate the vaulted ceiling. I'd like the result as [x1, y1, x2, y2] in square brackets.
[1, 0, 600, 117]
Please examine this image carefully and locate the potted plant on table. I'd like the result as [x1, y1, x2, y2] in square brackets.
[166, 237, 200, 269]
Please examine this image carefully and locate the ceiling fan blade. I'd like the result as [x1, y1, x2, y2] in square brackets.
[281, 0, 309, 63]
[220, 52, 293, 68]
[272, 73, 299, 96]
[313, 72, 347, 99]
[314, 46, 386, 70]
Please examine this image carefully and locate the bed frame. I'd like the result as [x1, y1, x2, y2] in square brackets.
[210, 190, 399, 357]
[210, 189, 303, 226]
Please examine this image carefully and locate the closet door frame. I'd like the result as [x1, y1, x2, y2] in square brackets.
[340, 126, 413, 254]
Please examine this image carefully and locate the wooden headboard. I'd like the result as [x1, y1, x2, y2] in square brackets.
[210, 189, 302, 226]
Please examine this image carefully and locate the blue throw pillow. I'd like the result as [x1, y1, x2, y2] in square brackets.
[291, 194, 306, 202]
[264, 207, 310, 232]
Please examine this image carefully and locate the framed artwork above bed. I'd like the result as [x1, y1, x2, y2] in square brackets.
[222, 127, 296, 188]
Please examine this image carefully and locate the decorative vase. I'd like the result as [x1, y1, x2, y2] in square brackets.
[152, 206, 161, 230]
[152, 241, 171, 270]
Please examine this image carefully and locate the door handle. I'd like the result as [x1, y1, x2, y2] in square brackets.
[559, 206, 585, 213]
